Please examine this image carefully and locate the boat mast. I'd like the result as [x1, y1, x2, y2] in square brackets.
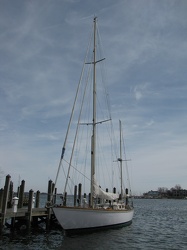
[91, 17, 97, 207]
[118, 120, 131, 199]
[119, 120, 123, 198]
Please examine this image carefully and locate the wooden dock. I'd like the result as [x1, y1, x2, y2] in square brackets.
[0, 174, 89, 233]
[0, 175, 57, 233]
[2, 207, 48, 218]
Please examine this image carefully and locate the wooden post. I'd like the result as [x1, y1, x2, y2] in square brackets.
[113, 187, 116, 203]
[52, 182, 55, 204]
[46, 180, 53, 230]
[35, 190, 40, 208]
[89, 193, 91, 207]
[0, 175, 11, 231]
[78, 183, 82, 206]
[27, 189, 34, 230]
[0, 188, 4, 210]
[63, 192, 67, 206]
[47, 180, 53, 203]
[125, 188, 128, 205]
[11, 216, 15, 230]
[74, 185, 77, 206]
[8, 181, 13, 208]
[54, 188, 57, 204]
[18, 180, 25, 208]
[106, 188, 108, 202]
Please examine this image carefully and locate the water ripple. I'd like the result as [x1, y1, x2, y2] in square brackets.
[1, 199, 187, 249]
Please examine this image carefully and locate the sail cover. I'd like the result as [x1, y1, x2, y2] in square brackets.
[93, 175, 119, 200]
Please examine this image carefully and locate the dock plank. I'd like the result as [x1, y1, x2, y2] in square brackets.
[0, 207, 48, 219]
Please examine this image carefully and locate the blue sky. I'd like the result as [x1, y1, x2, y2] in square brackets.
[0, 0, 187, 194]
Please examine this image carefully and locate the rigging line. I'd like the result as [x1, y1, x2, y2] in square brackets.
[52, 23, 94, 197]
[109, 121, 118, 190]
[120, 124, 126, 191]
[63, 58, 92, 197]
[111, 119, 120, 160]
[121, 124, 132, 194]
[96, 130, 113, 190]
[63, 158, 91, 182]
[96, 119, 121, 191]
[109, 119, 123, 187]
[72, 59, 93, 189]
[88, 22, 111, 122]
[82, 113, 92, 190]
[63, 157, 109, 193]
[71, 60, 92, 188]
[97, 25, 112, 119]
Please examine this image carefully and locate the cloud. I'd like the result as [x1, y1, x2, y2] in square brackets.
[134, 87, 143, 101]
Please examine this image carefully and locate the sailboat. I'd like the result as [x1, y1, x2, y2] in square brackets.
[52, 17, 134, 234]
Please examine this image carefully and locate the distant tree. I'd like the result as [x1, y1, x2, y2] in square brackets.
[167, 189, 172, 197]
[158, 187, 168, 193]
[174, 184, 181, 190]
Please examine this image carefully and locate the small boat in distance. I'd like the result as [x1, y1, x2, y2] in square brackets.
[52, 17, 134, 234]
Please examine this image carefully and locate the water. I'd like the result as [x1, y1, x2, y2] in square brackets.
[1, 199, 187, 249]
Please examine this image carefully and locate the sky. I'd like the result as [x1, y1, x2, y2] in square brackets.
[0, 0, 187, 195]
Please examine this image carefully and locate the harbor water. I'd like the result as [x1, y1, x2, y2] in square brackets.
[0, 198, 187, 249]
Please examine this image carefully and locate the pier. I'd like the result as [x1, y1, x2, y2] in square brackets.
[0, 175, 57, 233]
[0, 174, 119, 234]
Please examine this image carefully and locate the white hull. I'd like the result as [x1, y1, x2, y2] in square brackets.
[53, 207, 134, 232]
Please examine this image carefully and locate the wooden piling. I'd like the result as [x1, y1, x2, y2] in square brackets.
[0, 176, 66, 232]
[106, 188, 108, 202]
[11, 216, 15, 230]
[35, 190, 40, 208]
[26, 189, 34, 230]
[52, 183, 55, 204]
[47, 180, 53, 203]
[74, 185, 77, 206]
[125, 188, 128, 205]
[78, 183, 82, 206]
[46, 210, 51, 230]
[18, 180, 25, 208]
[89, 193, 91, 207]
[0, 188, 4, 210]
[54, 188, 57, 204]
[63, 192, 67, 206]
[8, 181, 13, 208]
[46, 180, 53, 230]
[0, 175, 11, 231]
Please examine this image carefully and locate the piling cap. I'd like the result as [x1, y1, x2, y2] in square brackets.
[13, 197, 19, 200]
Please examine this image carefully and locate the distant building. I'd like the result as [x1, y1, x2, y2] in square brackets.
[169, 189, 187, 198]
[143, 188, 187, 199]
[143, 190, 160, 199]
